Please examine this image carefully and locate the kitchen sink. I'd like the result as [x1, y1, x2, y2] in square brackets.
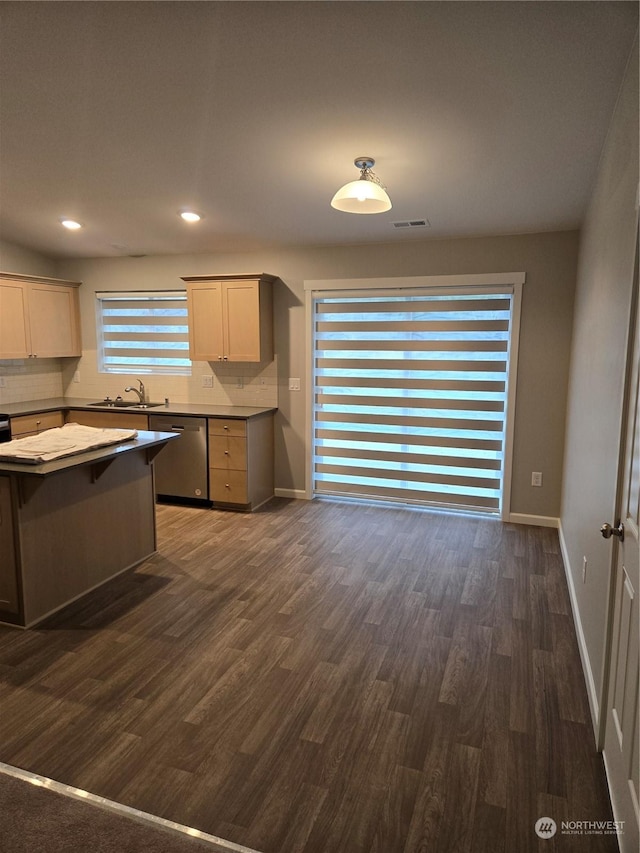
[88, 400, 164, 409]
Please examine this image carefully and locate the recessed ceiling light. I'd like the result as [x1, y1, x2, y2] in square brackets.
[60, 218, 83, 230]
[179, 210, 203, 223]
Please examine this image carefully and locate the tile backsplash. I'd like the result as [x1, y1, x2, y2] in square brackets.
[0, 359, 64, 404]
[0, 354, 279, 408]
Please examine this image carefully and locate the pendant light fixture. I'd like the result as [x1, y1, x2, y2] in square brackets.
[331, 157, 392, 214]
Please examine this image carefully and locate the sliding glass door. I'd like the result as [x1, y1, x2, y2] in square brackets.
[311, 285, 520, 515]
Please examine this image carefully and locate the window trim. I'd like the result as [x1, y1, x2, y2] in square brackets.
[304, 273, 524, 520]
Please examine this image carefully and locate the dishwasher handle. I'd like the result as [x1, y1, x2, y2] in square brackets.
[148, 416, 206, 433]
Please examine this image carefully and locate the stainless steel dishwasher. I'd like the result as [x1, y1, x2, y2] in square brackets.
[148, 414, 208, 503]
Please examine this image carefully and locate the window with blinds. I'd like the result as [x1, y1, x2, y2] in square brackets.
[97, 291, 191, 375]
[312, 291, 514, 514]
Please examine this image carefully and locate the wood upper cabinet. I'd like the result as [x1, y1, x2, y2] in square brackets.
[182, 274, 275, 363]
[0, 274, 82, 359]
[0, 279, 30, 358]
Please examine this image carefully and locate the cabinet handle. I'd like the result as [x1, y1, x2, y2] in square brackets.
[225, 483, 230, 489]
[218, 356, 222, 361]
[223, 356, 228, 361]
[224, 450, 229, 455]
[223, 426, 229, 430]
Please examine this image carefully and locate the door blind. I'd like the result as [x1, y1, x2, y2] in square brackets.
[312, 292, 513, 513]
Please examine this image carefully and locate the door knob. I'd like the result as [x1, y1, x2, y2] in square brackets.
[601, 521, 624, 542]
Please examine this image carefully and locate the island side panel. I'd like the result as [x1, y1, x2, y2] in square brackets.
[16, 448, 157, 626]
[0, 477, 20, 617]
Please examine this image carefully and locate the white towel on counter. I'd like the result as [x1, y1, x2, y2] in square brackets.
[0, 422, 138, 464]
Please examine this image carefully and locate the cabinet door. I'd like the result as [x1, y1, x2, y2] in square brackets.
[187, 282, 225, 361]
[0, 280, 31, 358]
[223, 281, 262, 362]
[28, 283, 81, 357]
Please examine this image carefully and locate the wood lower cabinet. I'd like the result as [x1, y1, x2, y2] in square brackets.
[0, 274, 82, 359]
[182, 274, 275, 363]
[66, 410, 149, 431]
[208, 413, 274, 510]
[10, 410, 65, 438]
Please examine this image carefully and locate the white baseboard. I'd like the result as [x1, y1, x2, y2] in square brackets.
[558, 520, 601, 737]
[274, 488, 309, 500]
[508, 513, 559, 528]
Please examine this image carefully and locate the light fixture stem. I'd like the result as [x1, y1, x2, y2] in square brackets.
[360, 166, 386, 191]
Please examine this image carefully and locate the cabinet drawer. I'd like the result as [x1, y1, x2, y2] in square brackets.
[208, 418, 246, 438]
[209, 468, 248, 504]
[209, 436, 247, 470]
[11, 410, 64, 438]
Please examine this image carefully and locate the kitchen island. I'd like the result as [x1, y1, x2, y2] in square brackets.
[0, 430, 177, 628]
[4, 398, 278, 510]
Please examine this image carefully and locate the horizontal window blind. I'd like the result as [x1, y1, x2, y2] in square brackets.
[312, 292, 513, 513]
[97, 291, 191, 375]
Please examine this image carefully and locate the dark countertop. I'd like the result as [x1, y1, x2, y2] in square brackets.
[2, 397, 277, 419]
[0, 430, 179, 478]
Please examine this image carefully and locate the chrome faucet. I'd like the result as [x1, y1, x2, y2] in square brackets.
[124, 378, 147, 404]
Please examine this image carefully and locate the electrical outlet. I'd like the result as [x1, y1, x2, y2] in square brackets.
[582, 556, 588, 583]
[288, 378, 301, 391]
[531, 471, 543, 487]
[201, 375, 213, 388]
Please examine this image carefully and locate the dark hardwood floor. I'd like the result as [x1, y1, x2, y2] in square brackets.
[0, 499, 618, 852]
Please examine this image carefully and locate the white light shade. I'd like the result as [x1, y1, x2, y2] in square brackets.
[331, 178, 392, 214]
[60, 218, 82, 230]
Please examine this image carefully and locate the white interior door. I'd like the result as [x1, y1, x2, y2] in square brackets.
[602, 244, 639, 853]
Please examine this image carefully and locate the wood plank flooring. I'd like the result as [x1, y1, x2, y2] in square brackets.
[0, 499, 618, 852]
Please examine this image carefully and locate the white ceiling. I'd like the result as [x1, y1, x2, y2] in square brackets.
[0, 1, 637, 260]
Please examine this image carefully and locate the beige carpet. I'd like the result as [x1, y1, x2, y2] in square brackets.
[0, 767, 257, 853]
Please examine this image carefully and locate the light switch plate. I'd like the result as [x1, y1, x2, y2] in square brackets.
[288, 378, 301, 391]
[201, 375, 213, 388]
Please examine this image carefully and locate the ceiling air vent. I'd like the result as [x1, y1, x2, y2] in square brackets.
[392, 219, 430, 229]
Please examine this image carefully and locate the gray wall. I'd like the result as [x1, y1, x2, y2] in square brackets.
[560, 37, 639, 722]
[0, 239, 57, 277]
[57, 228, 578, 519]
